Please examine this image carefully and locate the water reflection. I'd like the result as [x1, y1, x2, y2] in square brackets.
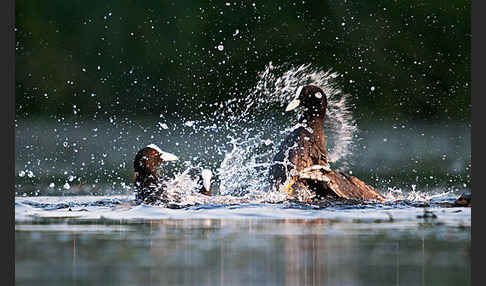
[16, 219, 470, 285]
[72, 236, 77, 286]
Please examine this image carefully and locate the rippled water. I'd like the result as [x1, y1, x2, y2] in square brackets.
[16, 198, 470, 286]
[15, 190, 471, 285]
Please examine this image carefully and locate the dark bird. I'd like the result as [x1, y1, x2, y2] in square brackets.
[133, 144, 213, 204]
[133, 144, 179, 204]
[269, 85, 385, 202]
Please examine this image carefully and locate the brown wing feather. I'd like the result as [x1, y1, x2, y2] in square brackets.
[270, 126, 326, 187]
[300, 169, 385, 202]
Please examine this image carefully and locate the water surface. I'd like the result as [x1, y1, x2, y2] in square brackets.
[15, 195, 470, 286]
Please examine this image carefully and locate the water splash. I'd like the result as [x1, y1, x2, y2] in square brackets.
[15, 62, 471, 203]
[213, 63, 356, 193]
[23, 62, 450, 205]
[155, 161, 286, 207]
[252, 63, 358, 168]
[382, 185, 458, 203]
[160, 63, 359, 202]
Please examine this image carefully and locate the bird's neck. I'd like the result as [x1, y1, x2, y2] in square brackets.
[301, 112, 328, 163]
[301, 112, 325, 130]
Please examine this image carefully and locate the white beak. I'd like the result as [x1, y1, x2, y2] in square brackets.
[160, 151, 179, 162]
[146, 144, 179, 161]
[201, 169, 213, 192]
[285, 98, 300, 112]
[285, 86, 303, 112]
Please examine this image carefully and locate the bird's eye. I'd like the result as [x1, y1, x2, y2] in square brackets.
[315, 92, 323, 99]
[151, 151, 155, 155]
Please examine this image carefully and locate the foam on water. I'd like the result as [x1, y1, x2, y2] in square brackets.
[382, 185, 460, 203]
[15, 195, 470, 228]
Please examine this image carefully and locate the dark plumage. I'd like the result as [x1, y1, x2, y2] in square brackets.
[133, 144, 212, 204]
[270, 85, 385, 202]
[271, 86, 328, 187]
[133, 144, 179, 204]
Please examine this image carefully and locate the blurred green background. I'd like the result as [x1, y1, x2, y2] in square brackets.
[16, 0, 470, 122]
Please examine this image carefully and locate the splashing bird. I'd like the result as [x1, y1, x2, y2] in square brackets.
[270, 85, 385, 202]
[133, 144, 214, 204]
[133, 144, 179, 204]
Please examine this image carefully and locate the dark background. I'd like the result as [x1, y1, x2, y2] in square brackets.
[15, 0, 470, 122]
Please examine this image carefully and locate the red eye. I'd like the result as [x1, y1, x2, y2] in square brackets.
[151, 151, 155, 155]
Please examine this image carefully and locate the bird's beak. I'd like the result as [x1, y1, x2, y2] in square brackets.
[201, 169, 213, 193]
[133, 172, 138, 182]
[146, 144, 179, 161]
[285, 86, 303, 112]
[160, 151, 179, 162]
[285, 98, 300, 112]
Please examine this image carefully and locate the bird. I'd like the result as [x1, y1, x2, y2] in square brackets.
[133, 144, 179, 204]
[133, 144, 213, 204]
[269, 85, 385, 202]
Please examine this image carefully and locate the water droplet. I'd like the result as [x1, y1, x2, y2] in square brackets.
[184, 121, 195, 127]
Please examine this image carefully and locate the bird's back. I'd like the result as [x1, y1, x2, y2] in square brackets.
[269, 126, 327, 188]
